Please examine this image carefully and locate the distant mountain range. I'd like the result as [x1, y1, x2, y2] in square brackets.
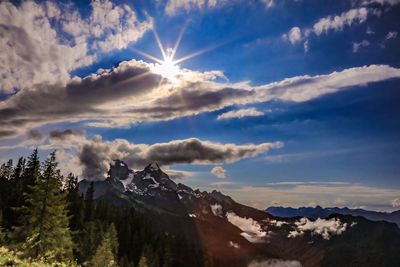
[78, 160, 400, 267]
[266, 206, 400, 227]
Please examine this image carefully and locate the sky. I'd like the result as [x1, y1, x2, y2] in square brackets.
[0, 0, 400, 211]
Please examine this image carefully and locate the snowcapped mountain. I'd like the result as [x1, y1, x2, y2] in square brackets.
[78, 160, 400, 267]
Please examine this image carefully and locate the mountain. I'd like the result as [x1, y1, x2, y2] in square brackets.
[78, 160, 400, 267]
[266, 206, 400, 227]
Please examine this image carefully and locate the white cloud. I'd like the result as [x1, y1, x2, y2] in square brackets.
[0, 0, 151, 94]
[385, 31, 398, 40]
[165, 0, 275, 16]
[267, 181, 350, 186]
[211, 166, 226, 178]
[268, 219, 288, 227]
[262, 0, 275, 8]
[352, 40, 370, 53]
[165, 0, 219, 16]
[283, 7, 378, 49]
[210, 203, 224, 217]
[283, 27, 302, 44]
[392, 198, 400, 208]
[303, 40, 309, 53]
[289, 217, 348, 240]
[1, 62, 400, 140]
[248, 259, 302, 267]
[226, 212, 267, 243]
[361, 0, 400, 5]
[313, 8, 370, 36]
[215, 184, 400, 212]
[217, 108, 264, 120]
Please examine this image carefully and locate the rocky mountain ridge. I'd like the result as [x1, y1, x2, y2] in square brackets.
[78, 160, 400, 267]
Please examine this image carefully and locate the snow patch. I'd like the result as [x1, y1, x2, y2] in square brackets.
[121, 173, 134, 191]
[144, 173, 159, 186]
[228, 241, 240, 249]
[210, 204, 223, 217]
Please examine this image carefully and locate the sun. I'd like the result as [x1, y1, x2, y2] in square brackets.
[132, 24, 219, 83]
[151, 55, 180, 82]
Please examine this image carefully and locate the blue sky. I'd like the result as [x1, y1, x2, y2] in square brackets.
[0, 0, 399, 211]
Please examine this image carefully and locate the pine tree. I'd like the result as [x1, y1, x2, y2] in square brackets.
[91, 223, 119, 267]
[22, 148, 40, 186]
[12, 157, 25, 180]
[84, 182, 95, 221]
[16, 151, 73, 261]
[138, 254, 149, 267]
[0, 159, 13, 180]
[65, 173, 85, 262]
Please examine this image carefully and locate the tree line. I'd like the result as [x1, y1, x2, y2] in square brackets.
[0, 149, 213, 267]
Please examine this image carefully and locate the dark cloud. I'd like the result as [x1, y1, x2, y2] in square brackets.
[49, 129, 85, 141]
[27, 129, 44, 141]
[0, 62, 399, 140]
[0, 60, 161, 138]
[77, 136, 282, 180]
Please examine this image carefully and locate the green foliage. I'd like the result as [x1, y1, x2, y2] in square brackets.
[0, 246, 77, 267]
[14, 151, 73, 262]
[91, 223, 119, 267]
[0, 149, 211, 267]
[138, 254, 149, 267]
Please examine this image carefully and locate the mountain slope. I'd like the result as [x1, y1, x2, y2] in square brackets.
[78, 160, 400, 267]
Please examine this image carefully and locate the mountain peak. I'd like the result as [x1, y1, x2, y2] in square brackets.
[108, 159, 132, 180]
[145, 162, 161, 172]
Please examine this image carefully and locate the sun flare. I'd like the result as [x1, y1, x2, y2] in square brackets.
[152, 57, 180, 82]
[132, 25, 217, 83]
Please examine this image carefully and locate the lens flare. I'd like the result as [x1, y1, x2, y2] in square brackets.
[131, 23, 222, 83]
[152, 57, 180, 82]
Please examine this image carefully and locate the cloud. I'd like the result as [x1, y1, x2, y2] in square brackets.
[165, 0, 275, 16]
[165, 0, 221, 15]
[163, 169, 196, 180]
[385, 31, 398, 40]
[262, 0, 275, 8]
[226, 212, 267, 243]
[77, 135, 281, 179]
[211, 166, 226, 178]
[379, 31, 398, 47]
[210, 203, 224, 217]
[247, 259, 302, 267]
[266, 181, 350, 186]
[49, 129, 85, 141]
[283, 27, 302, 44]
[288, 217, 348, 240]
[0, 0, 151, 94]
[283, 7, 379, 48]
[216, 184, 400, 212]
[361, 0, 400, 6]
[268, 219, 288, 227]
[313, 8, 370, 36]
[27, 129, 44, 141]
[1, 62, 400, 140]
[352, 40, 370, 53]
[217, 108, 264, 120]
[392, 198, 400, 208]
